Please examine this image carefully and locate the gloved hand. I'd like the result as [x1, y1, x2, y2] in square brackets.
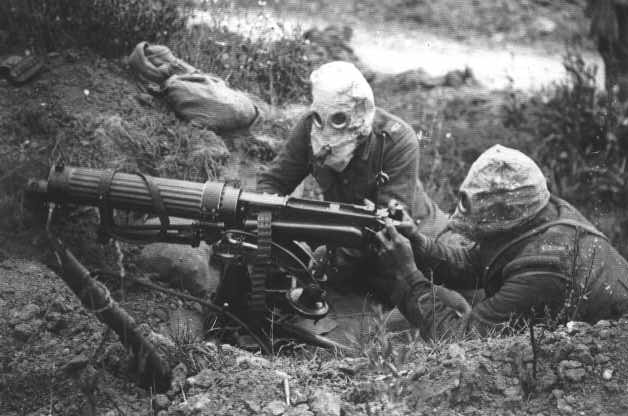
[374, 218, 419, 282]
[387, 199, 420, 240]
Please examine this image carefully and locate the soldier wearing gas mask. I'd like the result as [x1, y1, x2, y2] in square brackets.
[375, 144, 628, 340]
[257, 61, 451, 299]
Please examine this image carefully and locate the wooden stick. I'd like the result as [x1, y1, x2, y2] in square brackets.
[48, 235, 171, 392]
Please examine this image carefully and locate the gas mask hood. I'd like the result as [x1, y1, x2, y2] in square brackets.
[309, 61, 375, 172]
[448, 144, 550, 239]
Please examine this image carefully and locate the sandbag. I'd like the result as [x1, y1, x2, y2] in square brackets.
[164, 74, 258, 131]
[128, 41, 197, 84]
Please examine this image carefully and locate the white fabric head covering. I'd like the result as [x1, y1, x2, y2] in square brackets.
[309, 61, 375, 172]
[449, 144, 550, 238]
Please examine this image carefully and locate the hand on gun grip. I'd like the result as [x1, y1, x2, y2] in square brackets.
[387, 199, 420, 239]
[374, 218, 418, 281]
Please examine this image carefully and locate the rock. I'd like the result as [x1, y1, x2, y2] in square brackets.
[538, 370, 558, 392]
[186, 368, 219, 388]
[575, 334, 594, 345]
[153, 394, 170, 411]
[135, 93, 155, 107]
[50, 296, 74, 313]
[45, 311, 68, 332]
[558, 360, 586, 382]
[598, 329, 612, 339]
[137, 323, 176, 357]
[533, 17, 557, 35]
[169, 362, 188, 394]
[604, 381, 622, 393]
[103, 343, 128, 372]
[552, 340, 575, 362]
[263, 400, 287, 415]
[244, 400, 262, 413]
[13, 319, 43, 341]
[491, 349, 507, 362]
[291, 389, 308, 405]
[309, 389, 341, 416]
[137, 219, 218, 297]
[11, 303, 41, 324]
[410, 364, 428, 380]
[556, 398, 574, 414]
[566, 321, 591, 335]
[62, 354, 90, 375]
[594, 320, 611, 329]
[602, 368, 613, 380]
[139, 241, 216, 297]
[494, 373, 508, 392]
[448, 343, 466, 360]
[552, 389, 564, 400]
[284, 404, 314, 416]
[503, 386, 522, 400]
[235, 351, 272, 370]
[568, 344, 593, 366]
[594, 353, 610, 365]
[170, 393, 212, 415]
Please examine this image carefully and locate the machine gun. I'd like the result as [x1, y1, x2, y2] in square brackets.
[26, 164, 408, 351]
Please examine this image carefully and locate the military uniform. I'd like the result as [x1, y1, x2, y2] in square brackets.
[258, 107, 449, 237]
[392, 196, 628, 340]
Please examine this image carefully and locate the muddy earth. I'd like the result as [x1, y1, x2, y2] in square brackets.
[3, 1, 628, 415]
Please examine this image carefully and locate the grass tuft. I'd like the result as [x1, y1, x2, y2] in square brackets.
[0, 0, 188, 57]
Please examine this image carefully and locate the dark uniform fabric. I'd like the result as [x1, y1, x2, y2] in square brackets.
[257, 107, 452, 313]
[257, 107, 449, 237]
[392, 196, 628, 340]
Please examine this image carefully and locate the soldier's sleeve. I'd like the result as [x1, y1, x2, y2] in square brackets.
[257, 115, 311, 195]
[464, 255, 570, 334]
[391, 255, 570, 341]
[377, 126, 422, 217]
[409, 233, 483, 289]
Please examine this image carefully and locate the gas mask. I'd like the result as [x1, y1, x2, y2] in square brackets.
[309, 61, 376, 172]
[449, 144, 550, 240]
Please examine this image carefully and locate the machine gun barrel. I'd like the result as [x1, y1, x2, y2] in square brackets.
[26, 165, 389, 247]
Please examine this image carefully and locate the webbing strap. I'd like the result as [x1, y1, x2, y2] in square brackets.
[371, 132, 390, 209]
[97, 169, 170, 241]
[483, 218, 608, 282]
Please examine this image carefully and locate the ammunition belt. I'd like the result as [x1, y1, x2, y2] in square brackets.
[249, 211, 272, 326]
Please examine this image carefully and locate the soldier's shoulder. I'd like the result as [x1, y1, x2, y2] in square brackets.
[290, 110, 314, 140]
[372, 107, 415, 143]
[500, 228, 573, 279]
[516, 224, 575, 261]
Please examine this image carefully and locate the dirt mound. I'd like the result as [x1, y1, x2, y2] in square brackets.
[0, 258, 150, 415]
[5, 251, 627, 416]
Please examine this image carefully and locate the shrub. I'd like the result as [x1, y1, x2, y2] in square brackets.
[170, 23, 316, 105]
[501, 51, 628, 253]
[502, 52, 627, 207]
[0, 0, 187, 57]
